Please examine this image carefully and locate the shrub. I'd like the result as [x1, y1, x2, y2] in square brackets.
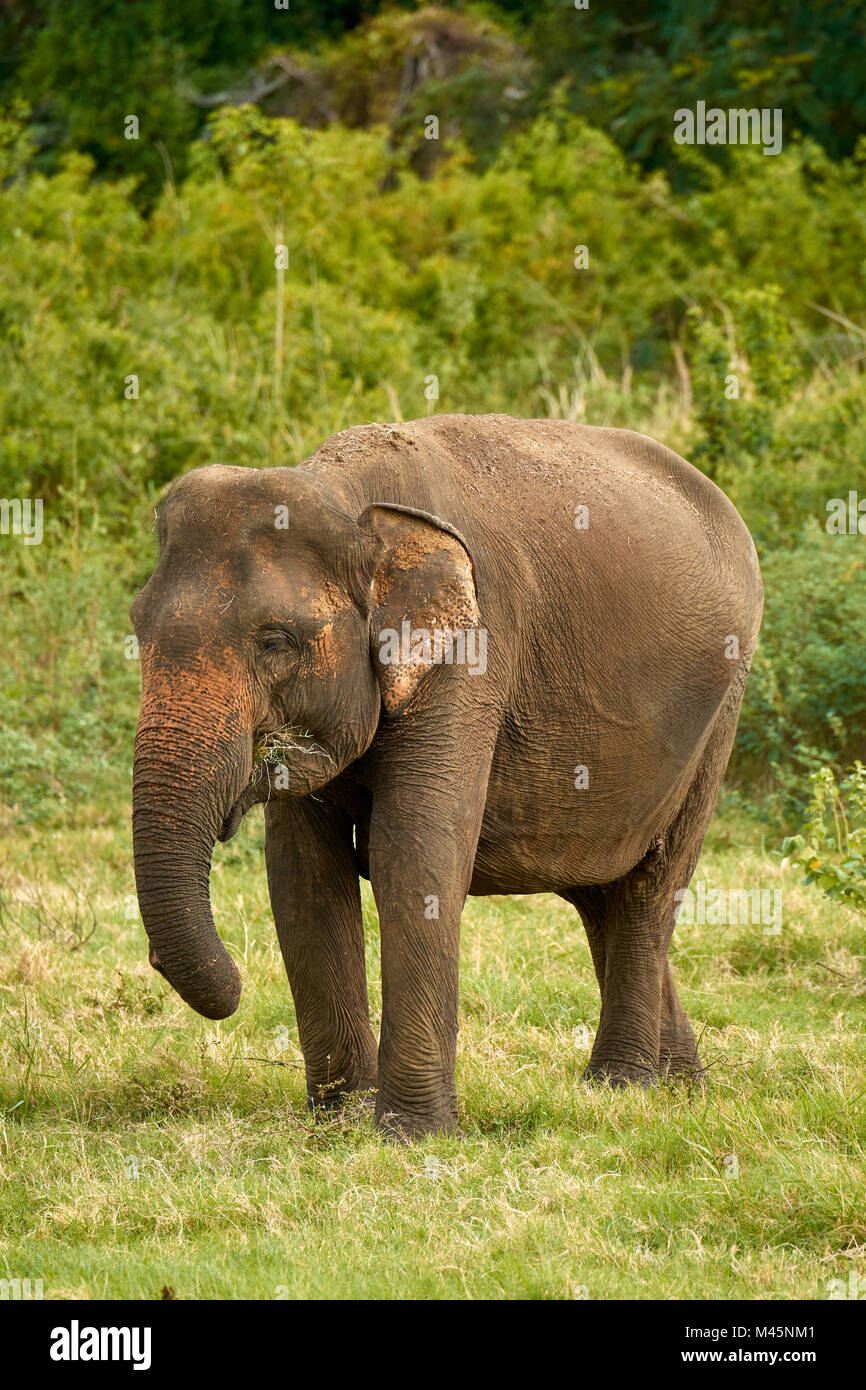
[782, 763, 866, 913]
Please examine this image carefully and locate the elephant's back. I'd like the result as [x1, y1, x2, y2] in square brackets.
[405, 414, 756, 565]
[307, 412, 762, 653]
[405, 414, 759, 632]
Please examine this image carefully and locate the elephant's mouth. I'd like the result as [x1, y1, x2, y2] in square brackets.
[217, 731, 338, 841]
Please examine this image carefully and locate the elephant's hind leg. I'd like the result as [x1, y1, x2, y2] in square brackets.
[576, 667, 749, 1086]
[659, 959, 703, 1081]
[569, 877, 704, 1084]
[565, 885, 700, 1080]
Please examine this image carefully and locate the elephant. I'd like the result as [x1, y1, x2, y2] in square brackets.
[130, 414, 763, 1138]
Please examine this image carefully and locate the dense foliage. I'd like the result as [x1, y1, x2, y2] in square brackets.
[5, 3, 866, 194]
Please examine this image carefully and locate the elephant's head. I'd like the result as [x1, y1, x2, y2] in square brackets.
[130, 463, 478, 1020]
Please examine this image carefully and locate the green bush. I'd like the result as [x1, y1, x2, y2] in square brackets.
[0, 531, 144, 826]
[731, 525, 866, 813]
[782, 763, 866, 913]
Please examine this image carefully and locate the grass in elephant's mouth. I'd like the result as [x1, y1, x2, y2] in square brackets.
[251, 727, 330, 776]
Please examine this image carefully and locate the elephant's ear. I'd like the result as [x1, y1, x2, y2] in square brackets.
[357, 503, 481, 715]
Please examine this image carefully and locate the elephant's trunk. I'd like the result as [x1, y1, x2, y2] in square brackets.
[132, 691, 251, 1020]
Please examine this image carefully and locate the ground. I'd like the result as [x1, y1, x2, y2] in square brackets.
[0, 797, 863, 1300]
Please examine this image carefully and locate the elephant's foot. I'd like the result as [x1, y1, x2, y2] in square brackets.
[374, 1096, 459, 1142]
[584, 1059, 659, 1088]
[658, 1008, 704, 1084]
[658, 1049, 705, 1085]
[306, 1050, 379, 1115]
[308, 1084, 378, 1118]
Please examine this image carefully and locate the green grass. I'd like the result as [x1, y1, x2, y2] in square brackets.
[0, 794, 864, 1300]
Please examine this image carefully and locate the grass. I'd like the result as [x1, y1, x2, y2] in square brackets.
[252, 727, 318, 769]
[0, 787, 864, 1301]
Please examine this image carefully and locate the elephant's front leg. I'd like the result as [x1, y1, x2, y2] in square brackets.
[264, 798, 378, 1109]
[368, 733, 493, 1140]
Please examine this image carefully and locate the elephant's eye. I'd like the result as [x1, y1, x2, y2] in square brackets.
[257, 628, 297, 657]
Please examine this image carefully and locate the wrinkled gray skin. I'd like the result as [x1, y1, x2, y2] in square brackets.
[131, 415, 763, 1139]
